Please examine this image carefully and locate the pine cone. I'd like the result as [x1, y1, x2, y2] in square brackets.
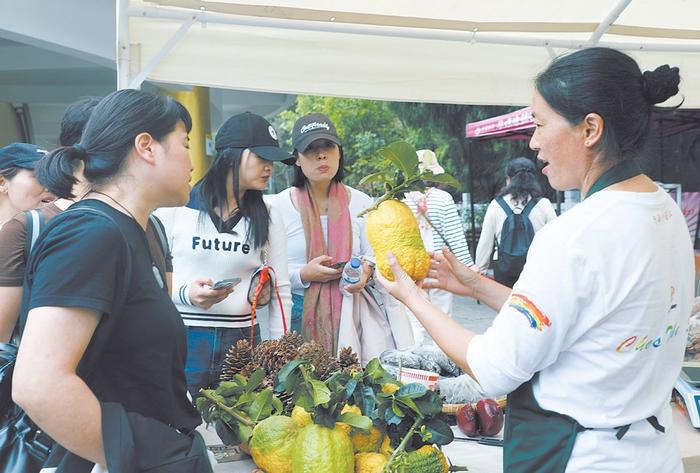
[281, 331, 304, 348]
[338, 346, 361, 373]
[298, 341, 340, 380]
[253, 339, 300, 382]
[220, 339, 253, 381]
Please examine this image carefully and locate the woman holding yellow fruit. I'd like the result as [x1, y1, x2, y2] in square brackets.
[378, 47, 693, 472]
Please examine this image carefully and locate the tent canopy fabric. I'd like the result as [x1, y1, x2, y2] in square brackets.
[121, 0, 700, 107]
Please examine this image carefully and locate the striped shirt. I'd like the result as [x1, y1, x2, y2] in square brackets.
[404, 188, 474, 265]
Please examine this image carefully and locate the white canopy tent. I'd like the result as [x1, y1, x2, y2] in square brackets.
[118, 0, 700, 107]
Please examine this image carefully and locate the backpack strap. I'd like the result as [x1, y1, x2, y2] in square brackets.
[494, 197, 513, 251]
[521, 197, 540, 217]
[23, 208, 45, 261]
[495, 196, 514, 216]
[148, 213, 170, 261]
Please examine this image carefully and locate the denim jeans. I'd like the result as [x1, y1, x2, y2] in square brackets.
[185, 325, 261, 399]
[291, 293, 304, 334]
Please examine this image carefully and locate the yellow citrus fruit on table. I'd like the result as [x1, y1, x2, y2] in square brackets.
[379, 435, 392, 456]
[355, 452, 389, 473]
[351, 425, 384, 453]
[366, 200, 430, 282]
[248, 415, 298, 473]
[292, 423, 354, 473]
[341, 404, 362, 416]
[291, 405, 313, 428]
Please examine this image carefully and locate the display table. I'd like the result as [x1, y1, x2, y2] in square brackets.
[204, 403, 700, 473]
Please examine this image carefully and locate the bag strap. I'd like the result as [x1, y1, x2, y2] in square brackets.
[495, 196, 514, 216]
[521, 197, 540, 217]
[23, 208, 45, 261]
[148, 213, 170, 260]
[21, 207, 133, 345]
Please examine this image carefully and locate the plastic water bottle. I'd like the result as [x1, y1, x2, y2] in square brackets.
[340, 257, 362, 294]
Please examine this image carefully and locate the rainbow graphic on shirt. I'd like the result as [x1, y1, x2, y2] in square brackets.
[508, 294, 552, 331]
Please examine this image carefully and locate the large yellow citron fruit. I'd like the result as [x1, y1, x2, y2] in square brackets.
[366, 200, 430, 281]
[249, 415, 298, 473]
[292, 423, 354, 473]
[350, 425, 384, 453]
[355, 452, 388, 473]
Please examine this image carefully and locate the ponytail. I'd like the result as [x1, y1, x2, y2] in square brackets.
[35, 145, 86, 199]
[35, 89, 191, 198]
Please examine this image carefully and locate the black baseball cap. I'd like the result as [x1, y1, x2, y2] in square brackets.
[214, 112, 292, 162]
[0, 143, 48, 171]
[292, 113, 341, 154]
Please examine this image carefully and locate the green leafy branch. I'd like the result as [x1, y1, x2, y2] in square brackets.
[195, 368, 283, 446]
[357, 141, 461, 217]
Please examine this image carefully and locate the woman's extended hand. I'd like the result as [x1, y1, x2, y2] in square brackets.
[422, 248, 481, 298]
[188, 278, 234, 309]
[343, 260, 373, 294]
[374, 251, 427, 304]
[300, 255, 342, 283]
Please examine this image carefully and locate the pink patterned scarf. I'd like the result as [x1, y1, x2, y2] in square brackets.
[293, 182, 352, 354]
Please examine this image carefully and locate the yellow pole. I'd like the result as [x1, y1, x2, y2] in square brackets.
[167, 86, 211, 184]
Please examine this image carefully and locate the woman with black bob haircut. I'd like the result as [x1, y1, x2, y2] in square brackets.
[13, 89, 215, 471]
[155, 111, 292, 398]
[379, 48, 693, 472]
[475, 156, 556, 286]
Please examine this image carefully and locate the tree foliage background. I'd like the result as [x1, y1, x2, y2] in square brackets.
[270, 95, 555, 205]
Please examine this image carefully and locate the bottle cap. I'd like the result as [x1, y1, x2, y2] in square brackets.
[349, 257, 361, 268]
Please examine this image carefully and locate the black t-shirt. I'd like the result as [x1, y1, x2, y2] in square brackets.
[25, 199, 200, 430]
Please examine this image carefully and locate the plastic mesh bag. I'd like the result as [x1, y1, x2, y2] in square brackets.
[437, 374, 487, 404]
[412, 346, 462, 378]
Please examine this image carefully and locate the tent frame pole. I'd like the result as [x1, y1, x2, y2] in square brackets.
[589, 0, 633, 45]
[127, 6, 700, 54]
[466, 139, 477, 257]
[117, 0, 130, 90]
[127, 17, 196, 90]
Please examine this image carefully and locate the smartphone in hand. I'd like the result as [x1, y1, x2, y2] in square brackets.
[212, 277, 242, 290]
[329, 261, 348, 270]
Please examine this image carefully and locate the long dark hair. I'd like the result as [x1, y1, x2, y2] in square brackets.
[498, 157, 542, 206]
[194, 148, 270, 249]
[59, 96, 102, 147]
[535, 47, 680, 165]
[291, 145, 347, 188]
[36, 89, 191, 198]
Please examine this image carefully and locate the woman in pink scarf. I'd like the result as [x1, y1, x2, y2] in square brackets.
[272, 113, 375, 355]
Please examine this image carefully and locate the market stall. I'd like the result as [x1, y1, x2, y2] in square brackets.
[117, 1, 700, 106]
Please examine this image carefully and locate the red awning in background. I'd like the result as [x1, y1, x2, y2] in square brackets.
[466, 107, 533, 140]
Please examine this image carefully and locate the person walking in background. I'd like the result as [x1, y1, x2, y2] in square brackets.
[155, 112, 292, 398]
[475, 157, 556, 287]
[403, 149, 474, 345]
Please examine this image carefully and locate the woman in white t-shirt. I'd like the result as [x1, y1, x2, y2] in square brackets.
[378, 48, 692, 472]
[475, 157, 556, 287]
[272, 113, 394, 360]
